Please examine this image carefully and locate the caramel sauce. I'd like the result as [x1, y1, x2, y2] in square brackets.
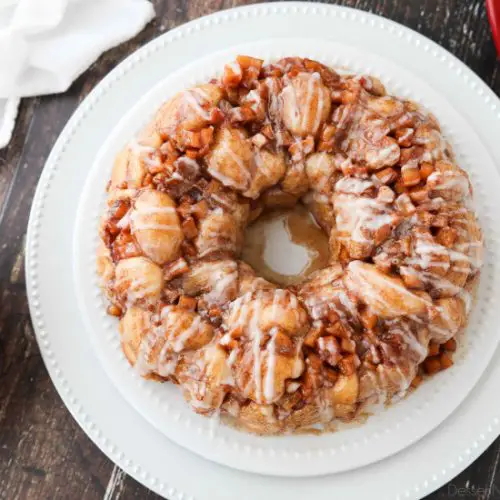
[242, 205, 330, 286]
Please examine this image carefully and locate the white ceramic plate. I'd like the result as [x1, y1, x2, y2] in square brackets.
[73, 37, 500, 477]
[27, 2, 500, 498]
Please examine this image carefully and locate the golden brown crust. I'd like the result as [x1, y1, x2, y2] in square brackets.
[97, 56, 483, 435]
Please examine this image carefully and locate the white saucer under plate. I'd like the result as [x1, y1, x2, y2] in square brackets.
[27, 2, 500, 498]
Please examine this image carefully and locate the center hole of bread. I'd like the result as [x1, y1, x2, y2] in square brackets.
[242, 204, 330, 287]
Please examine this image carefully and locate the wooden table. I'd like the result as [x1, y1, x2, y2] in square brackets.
[0, 1, 498, 498]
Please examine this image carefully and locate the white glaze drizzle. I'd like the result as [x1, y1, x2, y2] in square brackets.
[133, 307, 211, 378]
[182, 89, 212, 120]
[334, 178, 393, 243]
[205, 261, 238, 304]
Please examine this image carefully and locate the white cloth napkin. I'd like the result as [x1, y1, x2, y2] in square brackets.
[0, 0, 155, 149]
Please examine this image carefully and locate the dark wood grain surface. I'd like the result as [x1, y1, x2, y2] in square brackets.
[0, 1, 499, 499]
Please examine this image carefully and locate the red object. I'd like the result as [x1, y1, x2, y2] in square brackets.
[486, 0, 500, 58]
